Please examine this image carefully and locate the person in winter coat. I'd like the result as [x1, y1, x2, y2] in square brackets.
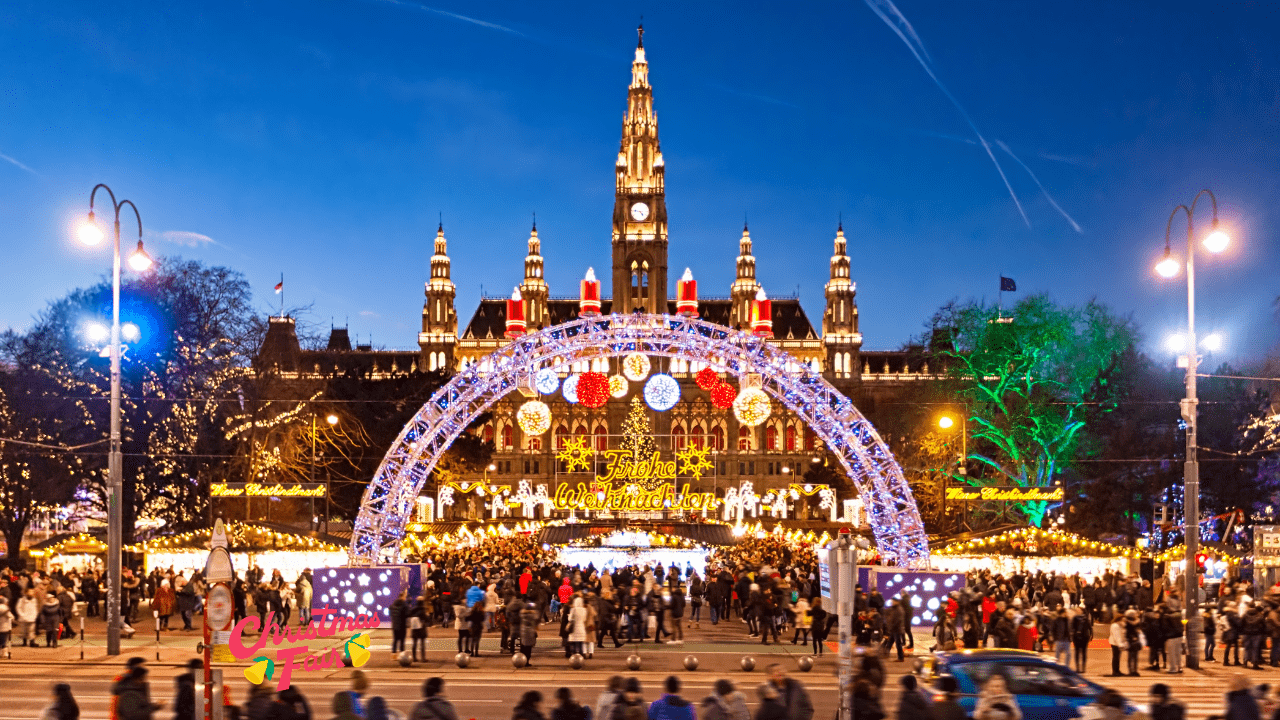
[514, 691, 547, 720]
[973, 675, 1021, 720]
[647, 676, 694, 720]
[567, 597, 589, 658]
[1224, 674, 1260, 720]
[897, 675, 933, 720]
[296, 570, 313, 626]
[594, 676, 624, 720]
[519, 602, 540, 666]
[608, 678, 645, 720]
[409, 596, 429, 662]
[504, 595, 524, 654]
[276, 687, 311, 720]
[172, 658, 202, 720]
[329, 692, 360, 720]
[753, 684, 788, 720]
[1070, 608, 1093, 673]
[116, 665, 162, 720]
[467, 601, 486, 656]
[40, 594, 63, 647]
[791, 597, 811, 645]
[389, 591, 409, 657]
[667, 586, 686, 644]
[550, 688, 590, 720]
[242, 684, 276, 720]
[152, 581, 176, 630]
[700, 680, 749, 720]
[767, 664, 813, 720]
[41, 683, 80, 720]
[411, 678, 459, 720]
[850, 681, 884, 720]
[15, 588, 38, 646]
[1241, 606, 1266, 669]
[0, 597, 12, 650]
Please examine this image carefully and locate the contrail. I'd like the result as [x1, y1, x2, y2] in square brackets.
[0, 151, 38, 176]
[862, 0, 1030, 227]
[996, 140, 1083, 234]
[368, 0, 524, 36]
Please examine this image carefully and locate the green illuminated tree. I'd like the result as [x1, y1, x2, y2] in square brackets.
[620, 397, 657, 462]
[927, 294, 1138, 525]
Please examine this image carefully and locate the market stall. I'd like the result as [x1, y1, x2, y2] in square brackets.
[931, 527, 1139, 579]
[28, 532, 108, 573]
[131, 522, 346, 582]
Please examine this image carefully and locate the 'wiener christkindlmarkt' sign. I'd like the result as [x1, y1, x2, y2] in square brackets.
[211, 483, 327, 498]
[944, 486, 1065, 502]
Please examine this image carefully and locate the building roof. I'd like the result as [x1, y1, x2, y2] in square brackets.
[461, 298, 818, 341]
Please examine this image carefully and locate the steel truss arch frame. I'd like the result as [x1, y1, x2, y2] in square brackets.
[349, 313, 929, 568]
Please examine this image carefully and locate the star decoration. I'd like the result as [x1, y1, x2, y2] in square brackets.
[676, 444, 713, 480]
[556, 435, 594, 472]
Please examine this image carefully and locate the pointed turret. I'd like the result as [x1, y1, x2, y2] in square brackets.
[612, 24, 668, 313]
[520, 219, 549, 329]
[730, 223, 760, 329]
[419, 222, 457, 371]
[822, 222, 861, 379]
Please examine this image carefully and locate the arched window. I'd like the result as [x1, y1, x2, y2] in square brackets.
[672, 424, 686, 450]
[785, 425, 797, 452]
[501, 425, 513, 450]
[483, 425, 494, 445]
[555, 424, 570, 450]
[805, 428, 816, 451]
[574, 424, 588, 436]
[711, 425, 725, 450]
[738, 426, 752, 451]
[528, 436, 541, 451]
[594, 425, 608, 451]
[765, 426, 777, 451]
[691, 424, 705, 449]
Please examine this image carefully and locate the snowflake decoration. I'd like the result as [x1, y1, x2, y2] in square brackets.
[676, 444, 713, 480]
[556, 435, 594, 472]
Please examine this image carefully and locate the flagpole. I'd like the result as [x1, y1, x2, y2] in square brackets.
[280, 272, 284, 318]
[997, 273, 1003, 318]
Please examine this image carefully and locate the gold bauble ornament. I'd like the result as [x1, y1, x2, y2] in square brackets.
[516, 400, 552, 435]
[733, 388, 772, 427]
[622, 353, 651, 382]
[609, 374, 629, 398]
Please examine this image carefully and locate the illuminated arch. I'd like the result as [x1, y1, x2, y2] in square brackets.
[350, 313, 929, 568]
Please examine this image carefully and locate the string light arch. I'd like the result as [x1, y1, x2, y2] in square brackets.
[350, 313, 929, 568]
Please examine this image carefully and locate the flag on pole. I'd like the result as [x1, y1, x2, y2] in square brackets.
[999, 276, 1017, 292]
[274, 280, 283, 294]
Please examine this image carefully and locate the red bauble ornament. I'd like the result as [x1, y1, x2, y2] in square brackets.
[695, 366, 720, 391]
[577, 371, 611, 409]
[710, 382, 737, 410]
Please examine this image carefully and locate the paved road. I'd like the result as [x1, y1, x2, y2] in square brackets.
[0, 616, 1266, 719]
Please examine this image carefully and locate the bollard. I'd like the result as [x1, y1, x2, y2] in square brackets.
[155, 611, 161, 661]
[79, 616, 85, 660]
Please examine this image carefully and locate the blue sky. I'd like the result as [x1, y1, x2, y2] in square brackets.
[1, 1, 1277, 362]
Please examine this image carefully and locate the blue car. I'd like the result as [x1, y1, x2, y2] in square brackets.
[927, 649, 1131, 720]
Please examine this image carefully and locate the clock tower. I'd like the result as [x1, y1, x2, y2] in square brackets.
[612, 24, 668, 313]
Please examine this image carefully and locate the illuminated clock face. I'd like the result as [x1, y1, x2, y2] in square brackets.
[630, 202, 650, 221]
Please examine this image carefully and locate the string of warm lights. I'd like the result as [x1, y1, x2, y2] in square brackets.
[935, 527, 1140, 558]
[125, 521, 342, 554]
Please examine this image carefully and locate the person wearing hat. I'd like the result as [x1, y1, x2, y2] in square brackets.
[172, 658, 203, 720]
[115, 664, 162, 720]
[1123, 609, 1144, 677]
[109, 658, 149, 720]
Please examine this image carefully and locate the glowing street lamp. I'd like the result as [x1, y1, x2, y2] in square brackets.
[937, 415, 955, 430]
[79, 183, 154, 656]
[1151, 187, 1232, 671]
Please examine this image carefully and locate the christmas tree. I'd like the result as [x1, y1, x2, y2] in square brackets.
[620, 397, 657, 464]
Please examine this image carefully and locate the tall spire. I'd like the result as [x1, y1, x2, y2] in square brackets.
[730, 224, 760, 330]
[420, 223, 457, 371]
[521, 221, 548, 329]
[618, 25, 661, 193]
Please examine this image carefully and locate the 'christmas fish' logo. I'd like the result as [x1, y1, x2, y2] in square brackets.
[231, 609, 380, 689]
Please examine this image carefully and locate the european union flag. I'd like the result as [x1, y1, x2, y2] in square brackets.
[1000, 276, 1017, 292]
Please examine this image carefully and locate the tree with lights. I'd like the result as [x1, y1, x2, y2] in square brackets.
[928, 294, 1137, 525]
[620, 397, 657, 463]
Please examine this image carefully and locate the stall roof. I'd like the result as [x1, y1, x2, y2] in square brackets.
[537, 522, 737, 547]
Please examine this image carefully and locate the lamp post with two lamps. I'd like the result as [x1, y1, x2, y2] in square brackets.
[1152, 188, 1231, 671]
[78, 184, 154, 656]
[312, 413, 339, 532]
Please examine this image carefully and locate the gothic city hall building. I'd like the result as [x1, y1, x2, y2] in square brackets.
[258, 30, 937, 520]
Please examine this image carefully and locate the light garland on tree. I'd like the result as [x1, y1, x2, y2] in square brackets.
[534, 368, 560, 395]
[710, 382, 737, 410]
[622, 353, 651, 382]
[516, 400, 551, 435]
[643, 373, 681, 411]
[562, 374, 580, 404]
[577, 371, 610, 409]
[733, 388, 771, 427]
[695, 366, 720, 390]
[609, 374, 629, 398]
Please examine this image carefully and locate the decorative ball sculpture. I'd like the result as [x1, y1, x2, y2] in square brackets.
[710, 382, 737, 410]
[512, 652, 528, 668]
[562, 374, 580, 404]
[643, 373, 681, 412]
[683, 655, 699, 671]
[454, 652, 470, 668]
[798, 656, 814, 672]
[622, 352, 651, 382]
[733, 388, 771, 427]
[695, 366, 719, 390]
[578, 371, 610, 409]
[398, 651, 412, 667]
[534, 368, 560, 395]
[609, 374, 629, 398]
[569, 653, 585, 669]
[516, 400, 551, 435]
[740, 655, 756, 671]
[626, 654, 642, 670]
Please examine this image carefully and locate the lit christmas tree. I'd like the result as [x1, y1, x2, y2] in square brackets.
[620, 397, 658, 464]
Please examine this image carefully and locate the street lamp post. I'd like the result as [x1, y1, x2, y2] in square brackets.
[1154, 188, 1230, 671]
[314, 413, 338, 533]
[79, 184, 154, 656]
[938, 412, 968, 530]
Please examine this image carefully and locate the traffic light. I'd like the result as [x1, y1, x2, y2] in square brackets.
[1195, 553, 1208, 574]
